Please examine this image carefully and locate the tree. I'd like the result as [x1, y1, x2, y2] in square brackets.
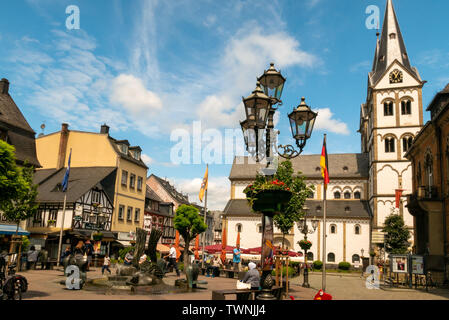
[272, 160, 314, 249]
[174, 205, 207, 279]
[0, 141, 39, 235]
[0, 140, 23, 204]
[382, 213, 411, 254]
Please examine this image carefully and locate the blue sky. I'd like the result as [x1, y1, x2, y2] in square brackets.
[1, 0, 449, 210]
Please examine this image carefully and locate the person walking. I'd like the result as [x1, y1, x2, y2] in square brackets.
[27, 246, 39, 270]
[233, 244, 241, 272]
[102, 254, 111, 275]
[84, 240, 93, 271]
[167, 244, 180, 276]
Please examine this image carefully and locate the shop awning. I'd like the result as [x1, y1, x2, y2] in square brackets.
[114, 240, 134, 247]
[0, 224, 30, 236]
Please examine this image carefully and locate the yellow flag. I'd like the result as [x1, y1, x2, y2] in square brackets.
[199, 165, 208, 202]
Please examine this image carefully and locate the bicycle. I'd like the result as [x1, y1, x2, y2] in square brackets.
[0, 253, 28, 300]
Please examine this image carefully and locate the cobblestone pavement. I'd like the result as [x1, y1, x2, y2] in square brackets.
[15, 267, 449, 300]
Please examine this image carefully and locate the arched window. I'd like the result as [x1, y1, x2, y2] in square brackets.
[236, 224, 242, 233]
[354, 224, 361, 235]
[401, 100, 411, 115]
[403, 136, 413, 153]
[425, 153, 434, 190]
[327, 252, 335, 263]
[385, 138, 395, 153]
[344, 191, 351, 199]
[343, 166, 349, 173]
[307, 192, 314, 199]
[307, 252, 314, 261]
[334, 192, 341, 199]
[354, 191, 361, 199]
[344, 206, 351, 213]
[384, 101, 394, 116]
[417, 162, 422, 186]
[330, 224, 337, 234]
[352, 254, 360, 263]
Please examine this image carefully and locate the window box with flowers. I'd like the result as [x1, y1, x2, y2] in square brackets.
[92, 232, 104, 241]
[243, 179, 292, 215]
[47, 219, 56, 227]
[298, 240, 312, 251]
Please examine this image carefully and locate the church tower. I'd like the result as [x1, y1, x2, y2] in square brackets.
[359, 0, 425, 249]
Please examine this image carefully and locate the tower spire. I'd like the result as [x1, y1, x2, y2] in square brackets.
[370, 0, 420, 85]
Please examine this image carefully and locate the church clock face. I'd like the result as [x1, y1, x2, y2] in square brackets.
[389, 69, 403, 84]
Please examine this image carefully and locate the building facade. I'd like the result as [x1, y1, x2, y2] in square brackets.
[405, 84, 449, 282]
[359, 0, 424, 249]
[35, 123, 148, 243]
[223, 155, 371, 267]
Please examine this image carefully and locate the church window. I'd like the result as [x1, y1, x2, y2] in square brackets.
[402, 137, 413, 153]
[385, 138, 395, 153]
[354, 225, 361, 235]
[307, 252, 314, 261]
[425, 153, 434, 190]
[327, 252, 335, 262]
[352, 254, 360, 263]
[354, 191, 361, 199]
[344, 192, 351, 199]
[401, 100, 411, 115]
[384, 102, 394, 116]
[307, 192, 314, 199]
[389, 33, 396, 39]
[236, 224, 242, 233]
[330, 224, 337, 234]
[334, 192, 341, 199]
[315, 167, 321, 172]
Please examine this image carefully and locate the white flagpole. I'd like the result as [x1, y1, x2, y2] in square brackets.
[322, 185, 327, 291]
[57, 193, 67, 267]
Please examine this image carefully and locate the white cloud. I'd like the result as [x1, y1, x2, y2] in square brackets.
[110, 74, 162, 113]
[169, 176, 230, 211]
[203, 15, 217, 27]
[350, 60, 371, 73]
[313, 108, 350, 135]
[141, 153, 154, 166]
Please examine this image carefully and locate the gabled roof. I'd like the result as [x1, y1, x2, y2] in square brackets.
[108, 136, 148, 169]
[149, 174, 190, 205]
[229, 154, 369, 180]
[223, 199, 371, 219]
[145, 185, 163, 202]
[369, 0, 421, 86]
[0, 78, 41, 167]
[34, 167, 116, 203]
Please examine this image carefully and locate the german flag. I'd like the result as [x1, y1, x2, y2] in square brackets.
[320, 135, 330, 189]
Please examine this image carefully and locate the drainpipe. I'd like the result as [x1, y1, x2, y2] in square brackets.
[436, 125, 448, 282]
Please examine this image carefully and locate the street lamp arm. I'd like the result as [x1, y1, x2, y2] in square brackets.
[277, 144, 302, 160]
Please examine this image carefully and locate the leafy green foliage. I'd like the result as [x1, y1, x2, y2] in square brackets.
[22, 236, 30, 252]
[313, 260, 323, 270]
[382, 214, 411, 254]
[118, 246, 135, 260]
[174, 204, 207, 277]
[0, 161, 39, 231]
[0, 140, 25, 204]
[272, 266, 297, 277]
[338, 262, 351, 270]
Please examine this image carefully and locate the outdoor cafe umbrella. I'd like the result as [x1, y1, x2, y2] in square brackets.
[174, 230, 181, 262]
[194, 234, 200, 260]
[236, 231, 240, 247]
[220, 226, 227, 264]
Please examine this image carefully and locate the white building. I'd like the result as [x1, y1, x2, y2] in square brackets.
[222, 0, 422, 266]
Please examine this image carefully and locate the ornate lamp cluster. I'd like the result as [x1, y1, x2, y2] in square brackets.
[240, 63, 318, 161]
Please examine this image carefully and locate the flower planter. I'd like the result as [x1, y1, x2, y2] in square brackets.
[252, 190, 292, 214]
[92, 233, 104, 241]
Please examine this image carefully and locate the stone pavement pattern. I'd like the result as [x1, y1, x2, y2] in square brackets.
[17, 267, 449, 300]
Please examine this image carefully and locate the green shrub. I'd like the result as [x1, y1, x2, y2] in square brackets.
[21, 236, 30, 252]
[338, 262, 351, 270]
[313, 260, 323, 270]
[271, 266, 297, 277]
[178, 262, 184, 272]
[118, 246, 135, 260]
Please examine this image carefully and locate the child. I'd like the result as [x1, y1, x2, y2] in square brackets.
[102, 254, 111, 275]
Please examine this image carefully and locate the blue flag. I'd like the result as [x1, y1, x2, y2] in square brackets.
[61, 149, 72, 192]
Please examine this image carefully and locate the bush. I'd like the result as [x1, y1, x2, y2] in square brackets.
[272, 266, 297, 277]
[338, 262, 351, 270]
[178, 262, 184, 272]
[313, 260, 323, 270]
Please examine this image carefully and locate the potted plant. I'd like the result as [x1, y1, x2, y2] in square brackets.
[244, 178, 292, 214]
[298, 240, 312, 251]
[92, 232, 104, 241]
[47, 219, 56, 227]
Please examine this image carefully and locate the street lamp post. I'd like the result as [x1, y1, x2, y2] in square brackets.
[239, 63, 318, 300]
[297, 213, 318, 288]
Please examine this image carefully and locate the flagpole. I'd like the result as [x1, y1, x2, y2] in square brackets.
[57, 193, 67, 268]
[322, 134, 327, 291]
[201, 164, 208, 269]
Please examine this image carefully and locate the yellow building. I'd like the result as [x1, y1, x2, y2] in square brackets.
[35, 124, 148, 241]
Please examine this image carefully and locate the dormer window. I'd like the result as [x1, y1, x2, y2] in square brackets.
[120, 144, 128, 154]
[343, 166, 349, 173]
[389, 33, 396, 39]
[133, 150, 141, 160]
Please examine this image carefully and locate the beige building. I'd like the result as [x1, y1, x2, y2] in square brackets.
[35, 124, 148, 240]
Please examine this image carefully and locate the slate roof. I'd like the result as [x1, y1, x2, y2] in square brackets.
[369, 0, 420, 86]
[145, 185, 163, 202]
[0, 79, 41, 167]
[34, 167, 116, 203]
[107, 136, 148, 169]
[229, 154, 369, 180]
[150, 174, 190, 205]
[223, 199, 371, 219]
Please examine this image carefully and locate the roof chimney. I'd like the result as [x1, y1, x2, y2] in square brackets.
[100, 123, 110, 135]
[0, 78, 10, 94]
[57, 123, 69, 170]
